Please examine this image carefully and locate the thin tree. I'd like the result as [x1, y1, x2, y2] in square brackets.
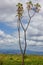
[16, 3, 23, 54]
[16, 3, 27, 65]
[16, 1, 40, 65]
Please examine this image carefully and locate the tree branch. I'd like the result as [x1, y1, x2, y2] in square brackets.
[20, 19, 26, 31]
[24, 31, 27, 54]
[30, 12, 35, 18]
[25, 11, 35, 31]
[25, 18, 31, 31]
[18, 19, 23, 54]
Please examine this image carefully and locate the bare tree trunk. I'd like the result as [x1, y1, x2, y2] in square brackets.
[22, 54, 25, 65]
[22, 31, 27, 65]
[18, 19, 27, 65]
[18, 19, 23, 54]
[24, 31, 27, 54]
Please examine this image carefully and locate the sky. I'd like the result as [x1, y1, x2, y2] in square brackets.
[0, 0, 43, 52]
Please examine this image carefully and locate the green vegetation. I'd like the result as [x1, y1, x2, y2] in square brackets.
[0, 54, 43, 65]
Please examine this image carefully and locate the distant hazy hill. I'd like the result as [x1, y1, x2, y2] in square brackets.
[0, 49, 43, 55]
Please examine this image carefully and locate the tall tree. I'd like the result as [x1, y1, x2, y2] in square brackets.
[16, 1, 40, 65]
[16, 3, 23, 54]
[16, 3, 25, 65]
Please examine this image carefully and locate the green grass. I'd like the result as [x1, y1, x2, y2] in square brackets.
[0, 54, 43, 65]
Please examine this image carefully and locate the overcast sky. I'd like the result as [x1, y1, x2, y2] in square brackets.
[0, 0, 43, 52]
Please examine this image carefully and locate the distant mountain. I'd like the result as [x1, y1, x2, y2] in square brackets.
[0, 49, 20, 54]
[0, 49, 43, 55]
[26, 50, 43, 55]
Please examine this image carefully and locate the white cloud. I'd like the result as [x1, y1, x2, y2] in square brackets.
[0, 30, 5, 36]
[0, 30, 20, 50]
[0, 30, 18, 43]
[0, 0, 43, 52]
[27, 45, 43, 52]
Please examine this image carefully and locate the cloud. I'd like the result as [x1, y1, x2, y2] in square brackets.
[0, 30, 20, 50]
[0, 30, 18, 44]
[27, 45, 43, 52]
[0, 0, 20, 22]
[0, 30, 5, 36]
[0, 0, 43, 52]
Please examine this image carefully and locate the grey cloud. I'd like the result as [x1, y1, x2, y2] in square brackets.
[27, 45, 43, 52]
[0, 0, 43, 51]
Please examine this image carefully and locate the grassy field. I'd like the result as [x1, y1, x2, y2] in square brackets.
[0, 54, 43, 65]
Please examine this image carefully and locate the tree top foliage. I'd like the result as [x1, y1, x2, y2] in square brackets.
[16, 1, 41, 19]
